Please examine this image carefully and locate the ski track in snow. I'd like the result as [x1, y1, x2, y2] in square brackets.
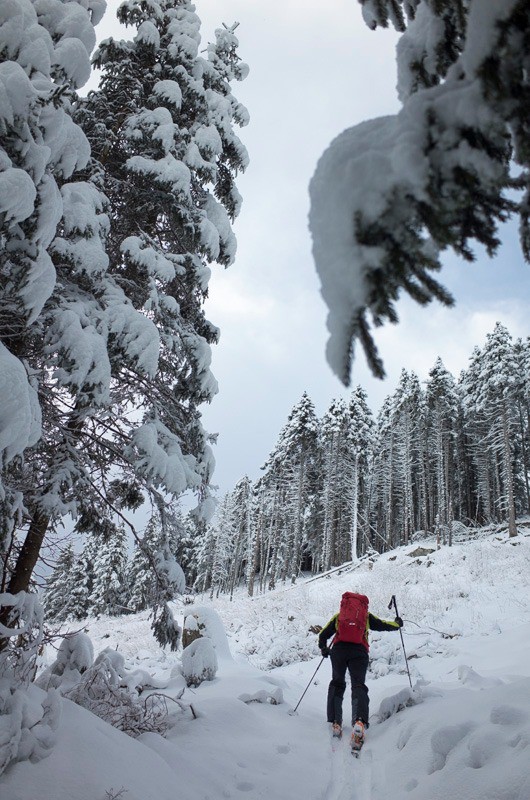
[325, 732, 373, 800]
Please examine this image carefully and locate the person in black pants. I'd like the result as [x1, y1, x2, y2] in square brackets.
[318, 605, 402, 743]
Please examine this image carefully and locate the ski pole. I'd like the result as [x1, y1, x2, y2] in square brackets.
[289, 656, 325, 715]
[388, 595, 413, 690]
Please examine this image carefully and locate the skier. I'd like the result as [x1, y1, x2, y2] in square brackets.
[318, 592, 403, 752]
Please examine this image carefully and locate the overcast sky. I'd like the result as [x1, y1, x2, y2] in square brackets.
[93, 0, 530, 499]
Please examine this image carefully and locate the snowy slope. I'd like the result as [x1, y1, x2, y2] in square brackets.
[2, 524, 530, 800]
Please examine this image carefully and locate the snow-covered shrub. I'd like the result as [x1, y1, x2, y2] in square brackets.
[93, 647, 168, 694]
[0, 680, 61, 776]
[182, 613, 201, 649]
[64, 652, 170, 738]
[181, 638, 218, 687]
[247, 631, 318, 671]
[36, 631, 94, 693]
[52, 632, 94, 677]
[182, 606, 231, 660]
[0, 592, 61, 775]
[152, 603, 182, 652]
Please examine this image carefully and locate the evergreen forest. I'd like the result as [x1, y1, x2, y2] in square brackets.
[45, 322, 530, 615]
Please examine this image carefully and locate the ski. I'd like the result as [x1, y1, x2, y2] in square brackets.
[350, 721, 365, 756]
[329, 722, 343, 754]
[351, 742, 363, 758]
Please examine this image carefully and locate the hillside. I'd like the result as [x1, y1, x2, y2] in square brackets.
[2, 523, 530, 800]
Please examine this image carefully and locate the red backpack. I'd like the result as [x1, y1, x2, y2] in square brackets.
[335, 592, 369, 645]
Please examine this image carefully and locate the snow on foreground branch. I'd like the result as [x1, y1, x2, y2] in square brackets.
[309, 0, 528, 383]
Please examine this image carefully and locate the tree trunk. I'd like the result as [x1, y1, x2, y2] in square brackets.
[501, 406, 518, 538]
[350, 452, 359, 561]
[7, 511, 50, 595]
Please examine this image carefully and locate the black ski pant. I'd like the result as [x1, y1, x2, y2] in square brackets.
[326, 642, 369, 726]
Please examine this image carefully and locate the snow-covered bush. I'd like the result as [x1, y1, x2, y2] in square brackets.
[181, 637, 217, 687]
[93, 647, 168, 694]
[0, 680, 61, 776]
[182, 606, 231, 660]
[0, 592, 60, 775]
[180, 605, 233, 686]
[37, 632, 94, 692]
[152, 603, 182, 652]
[243, 628, 318, 671]
[64, 651, 170, 738]
[51, 633, 94, 678]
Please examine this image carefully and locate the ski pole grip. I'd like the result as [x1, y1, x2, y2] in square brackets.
[388, 594, 397, 612]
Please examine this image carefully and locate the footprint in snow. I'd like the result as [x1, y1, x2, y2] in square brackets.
[236, 782, 254, 792]
[276, 745, 290, 754]
[490, 704, 528, 726]
[428, 722, 474, 773]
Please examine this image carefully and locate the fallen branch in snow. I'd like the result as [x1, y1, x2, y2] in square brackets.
[403, 619, 460, 639]
[147, 691, 198, 720]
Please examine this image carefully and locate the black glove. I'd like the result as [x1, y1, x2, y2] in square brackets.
[320, 646, 331, 658]
[394, 616, 403, 628]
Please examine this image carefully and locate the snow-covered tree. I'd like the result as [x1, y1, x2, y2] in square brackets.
[425, 358, 459, 543]
[310, 1, 530, 383]
[0, 0, 113, 621]
[317, 390, 374, 569]
[1, 0, 249, 651]
[43, 543, 76, 622]
[88, 525, 128, 616]
[319, 398, 352, 571]
[255, 394, 320, 588]
[63, 534, 100, 621]
[226, 476, 252, 598]
[207, 493, 233, 598]
[127, 515, 163, 612]
[513, 337, 530, 513]
[369, 395, 398, 550]
[462, 323, 520, 537]
[74, 0, 249, 505]
[346, 386, 375, 559]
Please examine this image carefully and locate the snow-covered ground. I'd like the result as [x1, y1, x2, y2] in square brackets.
[2, 524, 530, 800]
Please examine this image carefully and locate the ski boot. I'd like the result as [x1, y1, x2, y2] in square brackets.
[331, 722, 343, 739]
[350, 720, 365, 756]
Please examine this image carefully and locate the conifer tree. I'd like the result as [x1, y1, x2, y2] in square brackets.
[370, 395, 398, 549]
[513, 337, 530, 512]
[208, 493, 233, 598]
[347, 386, 375, 559]
[1, 0, 249, 648]
[256, 394, 319, 587]
[89, 525, 128, 616]
[66, 535, 100, 621]
[75, 0, 249, 496]
[426, 358, 459, 543]
[388, 371, 424, 544]
[43, 543, 76, 622]
[465, 323, 519, 537]
[128, 524, 157, 613]
[227, 477, 252, 598]
[0, 0, 112, 606]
